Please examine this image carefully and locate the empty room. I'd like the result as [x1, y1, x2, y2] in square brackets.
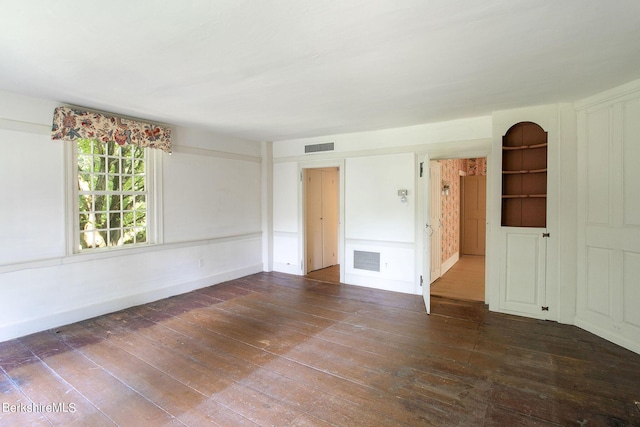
[1, 1, 640, 425]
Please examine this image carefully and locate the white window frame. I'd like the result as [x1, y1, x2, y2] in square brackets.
[64, 141, 164, 256]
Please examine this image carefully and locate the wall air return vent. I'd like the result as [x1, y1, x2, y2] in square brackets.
[353, 250, 381, 272]
[304, 142, 334, 154]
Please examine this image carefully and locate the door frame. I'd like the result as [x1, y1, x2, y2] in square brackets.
[416, 143, 492, 307]
[299, 159, 345, 282]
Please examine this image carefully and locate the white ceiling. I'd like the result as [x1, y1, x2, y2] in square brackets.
[1, 0, 639, 142]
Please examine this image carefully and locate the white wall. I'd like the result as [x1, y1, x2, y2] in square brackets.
[0, 90, 263, 342]
[272, 116, 493, 294]
[574, 79, 640, 354]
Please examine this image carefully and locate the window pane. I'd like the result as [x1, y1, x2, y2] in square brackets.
[123, 210, 134, 227]
[135, 211, 146, 227]
[77, 138, 92, 155]
[122, 157, 133, 174]
[122, 194, 134, 210]
[135, 228, 146, 244]
[78, 174, 91, 191]
[95, 212, 107, 229]
[78, 155, 92, 174]
[134, 175, 145, 191]
[79, 213, 90, 231]
[94, 174, 107, 191]
[76, 140, 148, 252]
[135, 195, 146, 210]
[122, 175, 133, 191]
[107, 156, 120, 175]
[109, 174, 121, 191]
[134, 158, 145, 174]
[93, 194, 107, 211]
[78, 195, 91, 212]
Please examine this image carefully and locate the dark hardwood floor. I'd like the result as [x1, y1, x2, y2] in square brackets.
[1, 272, 639, 426]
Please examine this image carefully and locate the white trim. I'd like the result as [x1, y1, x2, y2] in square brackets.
[298, 159, 346, 282]
[574, 79, 640, 111]
[575, 318, 640, 356]
[0, 232, 262, 273]
[273, 138, 492, 163]
[0, 117, 50, 135]
[172, 144, 262, 163]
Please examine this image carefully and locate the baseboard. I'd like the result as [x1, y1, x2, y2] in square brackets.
[440, 253, 459, 275]
[344, 273, 418, 295]
[0, 263, 263, 343]
[273, 262, 300, 275]
[574, 317, 640, 356]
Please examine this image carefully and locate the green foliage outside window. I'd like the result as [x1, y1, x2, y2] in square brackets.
[77, 138, 147, 250]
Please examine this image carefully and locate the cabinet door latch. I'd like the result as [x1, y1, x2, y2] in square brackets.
[542, 233, 550, 238]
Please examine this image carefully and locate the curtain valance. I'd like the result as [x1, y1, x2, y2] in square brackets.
[51, 106, 172, 153]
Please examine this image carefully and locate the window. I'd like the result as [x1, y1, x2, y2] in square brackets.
[75, 139, 150, 251]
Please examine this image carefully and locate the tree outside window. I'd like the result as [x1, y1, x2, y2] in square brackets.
[76, 138, 148, 250]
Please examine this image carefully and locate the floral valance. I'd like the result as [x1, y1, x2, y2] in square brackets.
[51, 106, 172, 153]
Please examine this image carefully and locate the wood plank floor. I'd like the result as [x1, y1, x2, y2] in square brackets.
[431, 256, 485, 302]
[1, 272, 640, 426]
[305, 265, 340, 283]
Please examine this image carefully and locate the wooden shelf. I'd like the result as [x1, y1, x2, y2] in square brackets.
[502, 143, 548, 151]
[502, 168, 547, 175]
[502, 194, 547, 199]
[501, 122, 548, 228]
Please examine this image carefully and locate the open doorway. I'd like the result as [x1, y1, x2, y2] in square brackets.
[430, 158, 486, 302]
[304, 167, 340, 283]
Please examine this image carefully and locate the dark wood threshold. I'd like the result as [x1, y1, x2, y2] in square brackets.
[1, 271, 639, 426]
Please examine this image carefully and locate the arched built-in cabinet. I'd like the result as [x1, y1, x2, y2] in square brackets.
[493, 114, 555, 321]
[501, 122, 548, 228]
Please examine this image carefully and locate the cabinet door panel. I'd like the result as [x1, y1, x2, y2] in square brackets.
[500, 230, 548, 317]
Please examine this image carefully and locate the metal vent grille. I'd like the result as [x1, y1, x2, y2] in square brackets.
[304, 142, 334, 153]
[353, 250, 380, 272]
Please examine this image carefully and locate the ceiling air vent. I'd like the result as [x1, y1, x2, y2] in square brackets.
[304, 142, 334, 154]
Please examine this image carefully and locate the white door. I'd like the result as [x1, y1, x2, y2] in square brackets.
[305, 169, 323, 272]
[421, 155, 431, 314]
[429, 160, 442, 283]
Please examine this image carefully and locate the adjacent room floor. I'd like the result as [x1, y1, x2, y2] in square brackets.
[1, 272, 639, 426]
[431, 255, 485, 302]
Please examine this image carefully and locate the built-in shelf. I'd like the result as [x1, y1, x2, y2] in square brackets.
[501, 194, 547, 199]
[502, 143, 548, 151]
[502, 168, 547, 174]
[501, 122, 548, 228]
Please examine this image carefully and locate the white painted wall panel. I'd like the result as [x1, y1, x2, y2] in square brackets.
[623, 251, 640, 328]
[273, 162, 298, 233]
[586, 108, 611, 225]
[0, 129, 65, 264]
[345, 153, 414, 243]
[576, 79, 640, 355]
[586, 247, 611, 316]
[163, 152, 261, 242]
[623, 98, 640, 227]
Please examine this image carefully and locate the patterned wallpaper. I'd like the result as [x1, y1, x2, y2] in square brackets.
[439, 158, 486, 263]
